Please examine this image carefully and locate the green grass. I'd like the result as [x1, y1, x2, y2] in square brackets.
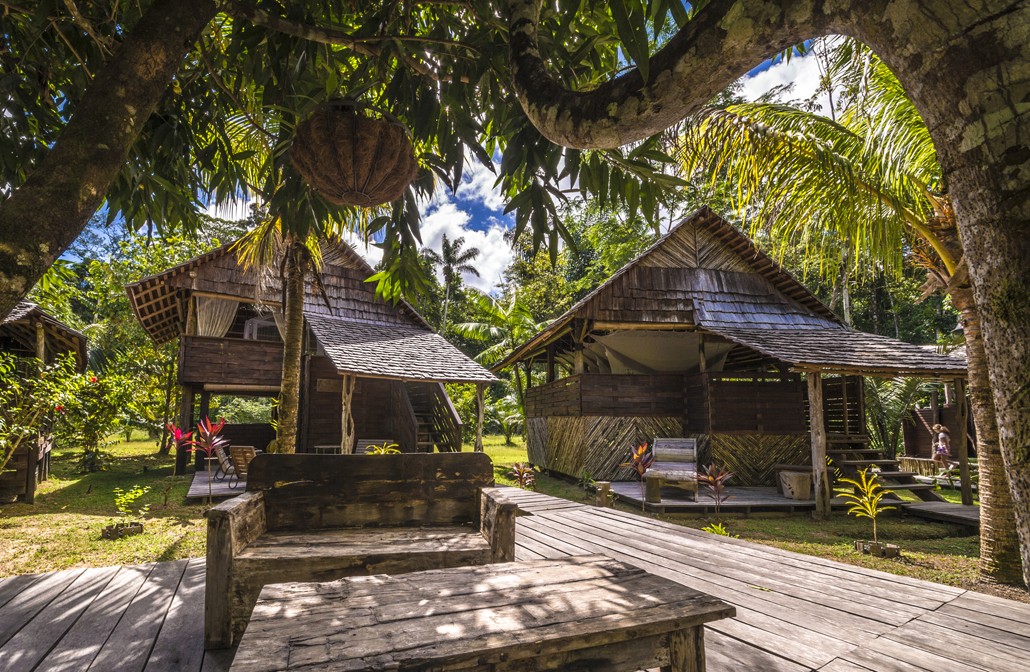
[0, 433, 207, 577]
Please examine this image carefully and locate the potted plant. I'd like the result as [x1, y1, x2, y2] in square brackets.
[841, 469, 900, 558]
[102, 484, 151, 539]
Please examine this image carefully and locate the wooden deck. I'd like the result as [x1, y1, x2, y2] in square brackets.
[901, 500, 981, 527]
[1, 489, 1025, 672]
[187, 469, 245, 501]
[610, 482, 853, 514]
[0, 558, 233, 672]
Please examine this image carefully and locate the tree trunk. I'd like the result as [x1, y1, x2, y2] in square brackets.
[0, 0, 217, 319]
[157, 352, 177, 456]
[278, 237, 307, 455]
[952, 289, 1025, 585]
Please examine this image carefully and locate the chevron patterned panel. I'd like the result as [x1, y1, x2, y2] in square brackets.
[711, 434, 811, 485]
[546, 417, 585, 476]
[581, 416, 684, 481]
[526, 418, 547, 467]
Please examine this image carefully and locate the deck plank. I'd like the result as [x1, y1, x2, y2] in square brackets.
[34, 564, 155, 672]
[0, 573, 42, 611]
[143, 558, 206, 672]
[0, 567, 84, 648]
[0, 566, 117, 672]
[87, 560, 187, 672]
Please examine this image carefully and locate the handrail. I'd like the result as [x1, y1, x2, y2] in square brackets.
[430, 383, 462, 452]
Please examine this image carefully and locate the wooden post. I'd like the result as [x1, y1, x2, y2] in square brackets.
[930, 388, 940, 426]
[595, 481, 611, 508]
[944, 382, 955, 405]
[474, 383, 486, 452]
[697, 334, 706, 373]
[663, 626, 705, 672]
[25, 437, 38, 505]
[35, 321, 45, 364]
[573, 342, 584, 375]
[808, 373, 832, 520]
[340, 374, 356, 454]
[176, 384, 194, 475]
[955, 378, 973, 505]
[841, 374, 850, 435]
[546, 344, 555, 383]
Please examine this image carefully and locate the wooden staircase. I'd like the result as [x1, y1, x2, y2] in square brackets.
[827, 435, 947, 502]
[404, 382, 463, 452]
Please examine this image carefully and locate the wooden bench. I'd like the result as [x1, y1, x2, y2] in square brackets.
[204, 452, 516, 649]
[228, 555, 736, 672]
[772, 463, 814, 494]
[644, 438, 698, 503]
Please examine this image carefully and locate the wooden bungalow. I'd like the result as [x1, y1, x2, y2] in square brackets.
[494, 207, 969, 516]
[125, 236, 495, 472]
[1, 302, 89, 503]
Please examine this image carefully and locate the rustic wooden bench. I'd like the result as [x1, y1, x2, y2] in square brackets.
[772, 463, 814, 494]
[228, 555, 736, 672]
[644, 438, 698, 503]
[204, 452, 516, 649]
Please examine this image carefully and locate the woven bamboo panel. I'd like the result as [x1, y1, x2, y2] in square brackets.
[546, 417, 585, 476]
[580, 416, 683, 481]
[526, 418, 547, 467]
[690, 433, 712, 467]
[710, 434, 810, 486]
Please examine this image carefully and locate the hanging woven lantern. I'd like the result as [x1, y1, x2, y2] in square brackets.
[290, 106, 418, 207]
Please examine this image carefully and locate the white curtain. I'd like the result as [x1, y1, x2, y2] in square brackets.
[196, 296, 239, 338]
[269, 307, 287, 340]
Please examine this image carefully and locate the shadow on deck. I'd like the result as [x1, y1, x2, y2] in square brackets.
[186, 468, 246, 501]
[0, 489, 1023, 672]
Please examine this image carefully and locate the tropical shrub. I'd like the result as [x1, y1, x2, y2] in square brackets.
[53, 372, 133, 472]
[840, 469, 896, 544]
[113, 484, 151, 521]
[0, 353, 76, 477]
[697, 464, 735, 515]
[621, 444, 655, 512]
[367, 443, 401, 454]
[507, 462, 537, 490]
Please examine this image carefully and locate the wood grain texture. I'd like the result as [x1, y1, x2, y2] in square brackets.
[228, 556, 734, 672]
[526, 417, 548, 467]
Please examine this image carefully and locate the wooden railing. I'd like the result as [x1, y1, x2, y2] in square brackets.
[178, 336, 283, 387]
[391, 381, 419, 453]
[430, 383, 463, 452]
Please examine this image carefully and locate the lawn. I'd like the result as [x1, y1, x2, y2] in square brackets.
[3, 434, 1024, 605]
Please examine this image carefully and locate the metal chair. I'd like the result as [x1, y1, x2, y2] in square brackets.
[213, 445, 236, 484]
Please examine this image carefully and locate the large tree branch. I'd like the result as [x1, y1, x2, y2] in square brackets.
[508, 0, 838, 149]
[0, 0, 218, 319]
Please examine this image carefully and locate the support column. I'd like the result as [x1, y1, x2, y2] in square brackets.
[196, 391, 211, 470]
[176, 384, 194, 475]
[955, 379, 973, 505]
[340, 374, 356, 454]
[546, 344, 555, 383]
[35, 321, 45, 364]
[931, 387, 941, 426]
[808, 372, 832, 520]
[697, 333, 706, 373]
[474, 382, 486, 453]
[573, 343, 584, 375]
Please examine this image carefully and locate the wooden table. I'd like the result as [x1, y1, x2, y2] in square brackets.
[229, 555, 735, 672]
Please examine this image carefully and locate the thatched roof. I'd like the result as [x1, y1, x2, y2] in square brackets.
[495, 207, 967, 378]
[125, 236, 430, 344]
[1, 302, 88, 371]
[306, 314, 496, 383]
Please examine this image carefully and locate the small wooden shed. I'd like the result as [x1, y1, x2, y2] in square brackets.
[1, 302, 89, 503]
[495, 208, 968, 516]
[125, 236, 495, 472]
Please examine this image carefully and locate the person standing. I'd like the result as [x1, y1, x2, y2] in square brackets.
[932, 424, 952, 471]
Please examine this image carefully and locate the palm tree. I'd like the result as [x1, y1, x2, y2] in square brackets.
[681, 39, 1023, 586]
[422, 235, 481, 335]
[453, 291, 550, 410]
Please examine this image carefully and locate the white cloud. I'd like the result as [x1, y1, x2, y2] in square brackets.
[204, 199, 252, 222]
[418, 197, 512, 294]
[454, 159, 506, 211]
[739, 51, 831, 113]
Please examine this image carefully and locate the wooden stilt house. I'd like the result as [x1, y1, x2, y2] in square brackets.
[1, 302, 88, 503]
[126, 237, 495, 471]
[494, 208, 968, 516]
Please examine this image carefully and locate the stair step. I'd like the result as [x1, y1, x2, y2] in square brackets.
[870, 471, 920, 479]
[874, 483, 938, 491]
[834, 459, 899, 467]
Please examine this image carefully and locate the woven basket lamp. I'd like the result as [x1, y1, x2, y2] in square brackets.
[290, 107, 418, 207]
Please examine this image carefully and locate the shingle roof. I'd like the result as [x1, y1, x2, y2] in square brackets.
[306, 313, 497, 383]
[708, 327, 968, 376]
[3, 301, 36, 324]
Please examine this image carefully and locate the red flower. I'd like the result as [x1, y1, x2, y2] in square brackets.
[55, 405, 64, 413]
[89, 376, 97, 383]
